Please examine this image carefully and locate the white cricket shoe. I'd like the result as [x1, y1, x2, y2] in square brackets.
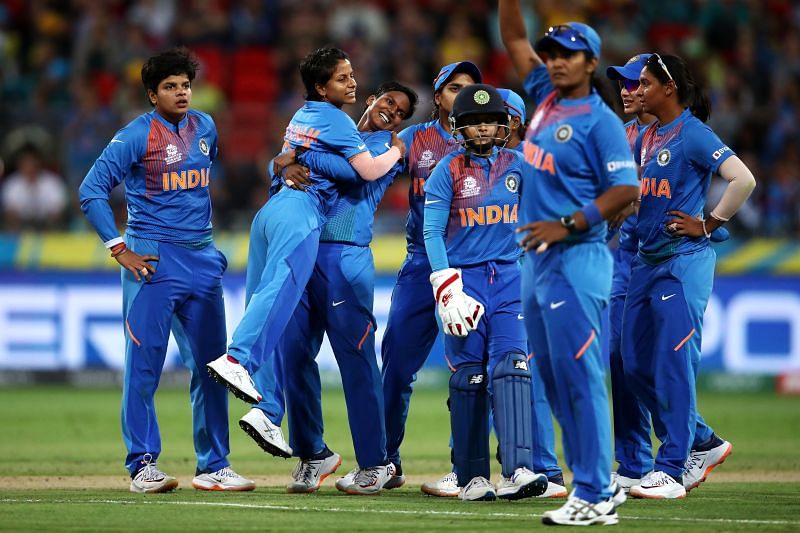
[192, 466, 256, 491]
[538, 473, 568, 498]
[611, 471, 642, 494]
[630, 470, 686, 499]
[421, 471, 460, 497]
[496, 467, 548, 500]
[459, 476, 496, 501]
[207, 354, 262, 404]
[335, 468, 358, 492]
[345, 464, 397, 495]
[286, 452, 342, 494]
[610, 480, 627, 508]
[683, 439, 732, 491]
[383, 471, 406, 490]
[129, 454, 178, 494]
[542, 493, 619, 526]
[239, 408, 292, 458]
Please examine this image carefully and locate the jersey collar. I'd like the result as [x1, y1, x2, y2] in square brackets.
[152, 109, 189, 131]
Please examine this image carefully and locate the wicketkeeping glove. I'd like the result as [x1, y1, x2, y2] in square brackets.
[429, 268, 485, 337]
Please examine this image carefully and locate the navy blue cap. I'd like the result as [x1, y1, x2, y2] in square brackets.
[497, 88, 526, 120]
[535, 22, 601, 59]
[433, 61, 482, 91]
[607, 53, 653, 81]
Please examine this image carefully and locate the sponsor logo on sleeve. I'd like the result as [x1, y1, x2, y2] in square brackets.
[606, 160, 637, 172]
[712, 146, 731, 160]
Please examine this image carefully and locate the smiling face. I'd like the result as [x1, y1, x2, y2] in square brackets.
[315, 59, 357, 107]
[364, 90, 412, 132]
[148, 74, 192, 123]
[619, 78, 643, 115]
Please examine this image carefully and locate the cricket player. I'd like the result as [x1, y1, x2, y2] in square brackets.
[623, 53, 753, 499]
[423, 83, 548, 502]
[79, 48, 254, 493]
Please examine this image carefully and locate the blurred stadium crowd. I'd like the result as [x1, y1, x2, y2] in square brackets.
[0, 0, 798, 237]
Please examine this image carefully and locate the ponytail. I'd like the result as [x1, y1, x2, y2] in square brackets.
[591, 73, 622, 116]
[684, 68, 711, 122]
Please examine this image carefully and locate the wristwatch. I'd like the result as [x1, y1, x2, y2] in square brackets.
[560, 215, 577, 233]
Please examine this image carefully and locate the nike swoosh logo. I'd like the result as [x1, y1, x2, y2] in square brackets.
[661, 294, 676, 301]
[384, 142, 391, 150]
[517, 314, 524, 320]
[549, 301, 566, 310]
[424, 199, 440, 205]
[357, 144, 366, 150]
[110, 139, 125, 144]
[332, 300, 346, 307]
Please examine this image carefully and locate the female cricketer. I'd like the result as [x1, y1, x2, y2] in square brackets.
[623, 53, 754, 499]
[500, 0, 640, 525]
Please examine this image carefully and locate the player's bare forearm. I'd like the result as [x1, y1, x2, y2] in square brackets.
[498, 0, 542, 78]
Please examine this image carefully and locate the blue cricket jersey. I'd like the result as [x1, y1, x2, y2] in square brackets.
[79, 109, 218, 246]
[281, 100, 369, 214]
[299, 129, 402, 246]
[423, 147, 523, 270]
[615, 119, 649, 251]
[634, 108, 735, 264]
[520, 65, 638, 243]
[400, 120, 461, 253]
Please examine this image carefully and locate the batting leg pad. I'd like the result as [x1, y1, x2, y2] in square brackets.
[491, 351, 534, 477]
[449, 364, 490, 487]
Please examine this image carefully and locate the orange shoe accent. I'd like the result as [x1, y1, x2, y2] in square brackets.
[673, 328, 696, 352]
[687, 443, 733, 492]
[125, 320, 141, 347]
[574, 329, 596, 360]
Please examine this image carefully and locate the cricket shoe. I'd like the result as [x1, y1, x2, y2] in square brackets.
[538, 472, 568, 498]
[192, 466, 256, 491]
[421, 471, 459, 497]
[383, 466, 406, 490]
[610, 480, 627, 508]
[542, 493, 619, 526]
[207, 354, 262, 404]
[239, 408, 292, 458]
[459, 476, 496, 501]
[335, 468, 358, 492]
[286, 451, 342, 494]
[683, 436, 732, 492]
[345, 464, 397, 495]
[629, 470, 686, 499]
[496, 467, 548, 500]
[611, 471, 643, 494]
[129, 454, 178, 494]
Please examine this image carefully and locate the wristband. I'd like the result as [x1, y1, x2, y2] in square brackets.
[580, 202, 603, 228]
[110, 243, 127, 257]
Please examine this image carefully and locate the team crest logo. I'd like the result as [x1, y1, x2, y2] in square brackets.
[657, 149, 671, 166]
[164, 144, 182, 165]
[555, 124, 573, 143]
[474, 90, 491, 105]
[419, 149, 435, 168]
[199, 138, 210, 156]
[626, 55, 641, 65]
[505, 173, 519, 193]
[460, 176, 481, 198]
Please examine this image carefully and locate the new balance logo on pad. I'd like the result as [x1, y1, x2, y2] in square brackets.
[549, 301, 566, 310]
[661, 294, 676, 301]
[469, 374, 484, 385]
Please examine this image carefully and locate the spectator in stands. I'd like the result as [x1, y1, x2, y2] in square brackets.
[1, 144, 67, 231]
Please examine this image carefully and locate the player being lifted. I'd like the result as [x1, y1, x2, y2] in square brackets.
[622, 53, 753, 499]
[205, 48, 404, 452]
[423, 83, 548, 502]
[241, 82, 417, 495]
[79, 48, 254, 493]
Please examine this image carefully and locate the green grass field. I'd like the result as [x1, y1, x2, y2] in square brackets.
[1, 384, 798, 530]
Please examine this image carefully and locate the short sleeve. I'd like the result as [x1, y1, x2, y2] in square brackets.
[323, 109, 369, 160]
[423, 156, 455, 203]
[522, 65, 554, 106]
[587, 114, 639, 191]
[683, 122, 735, 174]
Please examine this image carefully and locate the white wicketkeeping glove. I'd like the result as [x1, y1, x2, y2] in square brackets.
[429, 268, 485, 337]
